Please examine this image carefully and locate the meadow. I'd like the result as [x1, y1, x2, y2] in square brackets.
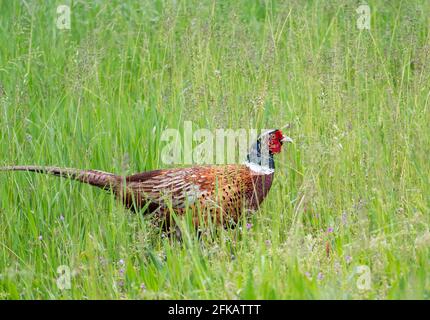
[0, 0, 429, 299]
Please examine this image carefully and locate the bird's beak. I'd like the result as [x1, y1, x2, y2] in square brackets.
[281, 135, 293, 143]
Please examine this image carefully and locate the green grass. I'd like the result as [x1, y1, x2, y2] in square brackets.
[0, 0, 429, 299]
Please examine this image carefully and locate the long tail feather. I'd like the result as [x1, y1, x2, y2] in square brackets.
[0, 165, 120, 191]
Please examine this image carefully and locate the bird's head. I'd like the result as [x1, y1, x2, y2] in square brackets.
[265, 129, 293, 155]
[247, 129, 293, 169]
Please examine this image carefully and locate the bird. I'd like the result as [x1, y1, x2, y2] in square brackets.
[1, 129, 292, 230]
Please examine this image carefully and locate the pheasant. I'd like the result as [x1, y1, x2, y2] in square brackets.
[1, 129, 292, 229]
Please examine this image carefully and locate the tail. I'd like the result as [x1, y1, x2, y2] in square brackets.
[0, 165, 120, 191]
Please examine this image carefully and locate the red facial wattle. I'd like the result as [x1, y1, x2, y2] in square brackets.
[269, 130, 284, 154]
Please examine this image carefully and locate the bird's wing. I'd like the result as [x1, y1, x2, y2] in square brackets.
[125, 167, 213, 209]
[124, 165, 252, 210]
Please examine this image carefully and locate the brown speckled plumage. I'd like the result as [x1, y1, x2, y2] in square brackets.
[121, 164, 274, 227]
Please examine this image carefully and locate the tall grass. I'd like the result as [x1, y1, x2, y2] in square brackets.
[0, 0, 429, 299]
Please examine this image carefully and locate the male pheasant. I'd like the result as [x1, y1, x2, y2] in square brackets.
[1, 129, 292, 229]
